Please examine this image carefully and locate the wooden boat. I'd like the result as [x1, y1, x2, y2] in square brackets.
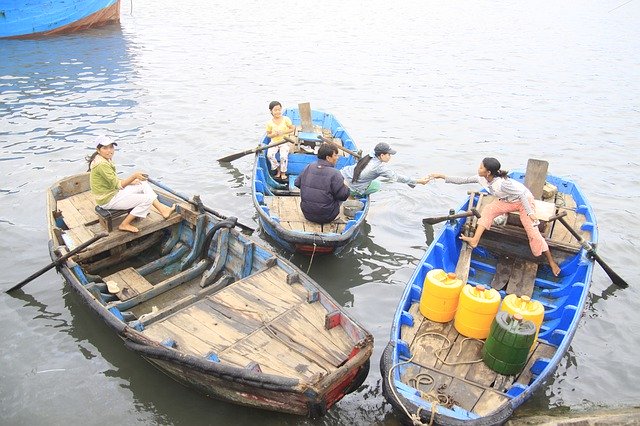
[380, 160, 596, 425]
[252, 105, 368, 255]
[0, 0, 120, 39]
[47, 173, 373, 417]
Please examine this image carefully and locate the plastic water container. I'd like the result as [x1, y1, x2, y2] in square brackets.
[419, 269, 464, 322]
[501, 294, 544, 346]
[454, 285, 501, 339]
[482, 312, 536, 375]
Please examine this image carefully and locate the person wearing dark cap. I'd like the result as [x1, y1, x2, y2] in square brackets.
[86, 136, 175, 233]
[294, 142, 350, 224]
[340, 142, 429, 197]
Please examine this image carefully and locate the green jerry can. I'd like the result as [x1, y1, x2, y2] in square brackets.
[482, 311, 536, 375]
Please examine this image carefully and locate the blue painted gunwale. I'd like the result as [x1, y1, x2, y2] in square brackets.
[380, 171, 597, 425]
[251, 108, 369, 254]
[0, 0, 120, 39]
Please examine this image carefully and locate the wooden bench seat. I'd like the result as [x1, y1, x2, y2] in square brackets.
[57, 192, 183, 262]
[105, 267, 154, 301]
[95, 205, 131, 232]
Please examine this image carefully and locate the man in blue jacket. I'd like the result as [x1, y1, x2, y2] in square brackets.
[294, 142, 350, 224]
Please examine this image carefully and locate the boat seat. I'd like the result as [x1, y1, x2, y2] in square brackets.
[104, 267, 154, 301]
[95, 205, 131, 232]
[506, 199, 557, 236]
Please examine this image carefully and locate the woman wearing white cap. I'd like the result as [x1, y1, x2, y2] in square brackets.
[86, 136, 175, 233]
[341, 142, 429, 197]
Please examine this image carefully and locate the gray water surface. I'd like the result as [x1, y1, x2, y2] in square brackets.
[2, 1, 639, 425]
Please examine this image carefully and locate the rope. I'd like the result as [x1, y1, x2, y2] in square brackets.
[306, 242, 316, 274]
[387, 331, 484, 425]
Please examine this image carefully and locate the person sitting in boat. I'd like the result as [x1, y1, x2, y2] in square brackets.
[426, 157, 562, 276]
[266, 101, 295, 181]
[341, 142, 429, 197]
[294, 142, 350, 224]
[87, 136, 176, 233]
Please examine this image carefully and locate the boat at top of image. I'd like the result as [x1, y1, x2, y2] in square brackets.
[0, 0, 121, 39]
[252, 103, 369, 255]
[380, 159, 597, 425]
[45, 172, 373, 417]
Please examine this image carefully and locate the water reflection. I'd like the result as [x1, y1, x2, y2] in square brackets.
[0, 25, 138, 162]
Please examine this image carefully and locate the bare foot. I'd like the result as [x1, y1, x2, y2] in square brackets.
[119, 223, 139, 233]
[459, 235, 478, 248]
[160, 204, 176, 219]
[551, 263, 561, 277]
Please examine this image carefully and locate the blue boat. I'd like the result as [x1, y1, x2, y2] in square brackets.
[252, 107, 368, 255]
[380, 163, 597, 425]
[0, 0, 120, 39]
[46, 173, 373, 417]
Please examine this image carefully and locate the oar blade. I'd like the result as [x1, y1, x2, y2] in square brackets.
[217, 149, 252, 163]
[593, 252, 629, 288]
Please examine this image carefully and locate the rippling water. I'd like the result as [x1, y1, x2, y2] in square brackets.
[2, 1, 639, 424]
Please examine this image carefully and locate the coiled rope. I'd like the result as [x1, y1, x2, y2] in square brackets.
[387, 330, 484, 425]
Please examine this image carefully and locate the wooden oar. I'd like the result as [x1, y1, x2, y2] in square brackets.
[217, 139, 289, 163]
[422, 209, 481, 225]
[315, 136, 362, 159]
[556, 216, 628, 288]
[5, 232, 109, 294]
[147, 178, 255, 232]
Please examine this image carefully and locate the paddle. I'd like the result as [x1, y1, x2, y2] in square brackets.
[423, 209, 481, 225]
[6, 232, 109, 294]
[217, 139, 289, 163]
[147, 178, 255, 232]
[556, 216, 628, 288]
[315, 135, 362, 159]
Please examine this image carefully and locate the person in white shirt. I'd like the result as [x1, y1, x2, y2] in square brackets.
[427, 157, 561, 276]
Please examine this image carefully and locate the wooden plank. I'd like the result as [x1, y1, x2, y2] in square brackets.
[446, 377, 484, 412]
[295, 302, 353, 356]
[69, 192, 99, 224]
[221, 329, 327, 380]
[465, 356, 499, 387]
[255, 267, 308, 301]
[410, 320, 457, 369]
[209, 281, 290, 323]
[303, 222, 323, 233]
[455, 192, 479, 283]
[57, 198, 86, 229]
[164, 308, 235, 353]
[75, 213, 182, 261]
[524, 159, 549, 199]
[505, 258, 538, 297]
[400, 302, 425, 348]
[142, 321, 211, 357]
[439, 333, 484, 379]
[269, 309, 345, 368]
[276, 304, 350, 363]
[399, 363, 453, 401]
[473, 389, 510, 416]
[490, 256, 515, 291]
[64, 227, 95, 248]
[105, 267, 154, 301]
[515, 342, 557, 386]
[298, 102, 313, 132]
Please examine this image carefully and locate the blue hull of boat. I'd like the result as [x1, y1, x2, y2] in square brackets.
[252, 108, 369, 255]
[381, 172, 597, 425]
[0, 0, 120, 39]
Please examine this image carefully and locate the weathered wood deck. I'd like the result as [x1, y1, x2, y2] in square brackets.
[399, 302, 556, 417]
[264, 195, 350, 233]
[140, 265, 355, 382]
